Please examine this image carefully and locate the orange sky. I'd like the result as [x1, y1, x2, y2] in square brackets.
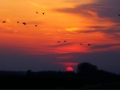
[0, 0, 120, 71]
[1, 0, 119, 55]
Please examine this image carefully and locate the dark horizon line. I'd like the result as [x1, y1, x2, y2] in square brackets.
[0, 69, 119, 75]
[0, 69, 75, 72]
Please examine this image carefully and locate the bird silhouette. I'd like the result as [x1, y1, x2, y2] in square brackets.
[88, 44, 91, 46]
[2, 21, 6, 23]
[35, 25, 37, 27]
[64, 40, 67, 42]
[42, 12, 45, 14]
[36, 11, 38, 14]
[80, 43, 83, 45]
[58, 41, 60, 43]
[23, 22, 26, 25]
[118, 14, 120, 16]
[17, 21, 19, 23]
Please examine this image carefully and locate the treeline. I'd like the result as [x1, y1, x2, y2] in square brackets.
[0, 62, 120, 89]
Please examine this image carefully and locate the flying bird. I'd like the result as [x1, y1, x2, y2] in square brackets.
[58, 41, 60, 43]
[42, 12, 45, 14]
[118, 14, 120, 16]
[17, 21, 19, 23]
[2, 21, 6, 23]
[88, 44, 91, 46]
[36, 11, 38, 14]
[80, 43, 83, 45]
[23, 22, 26, 25]
[35, 25, 37, 27]
[64, 40, 67, 42]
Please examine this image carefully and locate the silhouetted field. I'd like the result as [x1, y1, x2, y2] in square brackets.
[0, 62, 120, 89]
[0, 70, 120, 89]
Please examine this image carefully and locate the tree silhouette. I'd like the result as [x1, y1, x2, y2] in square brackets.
[26, 70, 32, 77]
[76, 62, 98, 77]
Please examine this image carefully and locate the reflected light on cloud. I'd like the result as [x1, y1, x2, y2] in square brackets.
[65, 27, 80, 31]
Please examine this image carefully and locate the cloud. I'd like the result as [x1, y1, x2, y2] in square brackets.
[0, 28, 17, 34]
[6, 19, 12, 23]
[63, 25, 119, 40]
[64, 0, 93, 4]
[77, 29, 120, 34]
[55, 62, 79, 67]
[28, 1, 47, 9]
[51, 0, 120, 40]
[53, 0, 120, 23]
[57, 55, 74, 60]
[65, 27, 80, 32]
[87, 26, 107, 29]
[78, 28, 120, 40]
[90, 43, 120, 50]
[26, 21, 43, 24]
[44, 33, 52, 35]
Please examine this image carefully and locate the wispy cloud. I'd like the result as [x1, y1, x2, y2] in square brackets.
[79, 29, 120, 34]
[90, 43, 120, 50]
[6, 19, 11, 23]
[44, 33, 52, 35]
[28, 1, 47, 9]
[75, 27, 120, 39]
[0, 28, 17, 34]
[55, 62, 78, 67]
[53, 0, 120, 23]
[27, 20, 43, 24]
[57, 55, 74, 60]
[65, 27, 80, 32]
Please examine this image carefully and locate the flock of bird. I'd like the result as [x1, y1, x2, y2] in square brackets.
[57, 40, 91, 46]
[2, 11, 45, 26]
[57, 40, 67, 43]
[1, 11, 92, 46]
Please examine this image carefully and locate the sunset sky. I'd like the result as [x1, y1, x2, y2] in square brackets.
[0, 0, 120, 73]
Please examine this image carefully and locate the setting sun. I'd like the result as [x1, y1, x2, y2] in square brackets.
[66, 67, 73, 72]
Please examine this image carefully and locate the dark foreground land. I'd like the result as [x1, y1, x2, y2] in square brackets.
[0, 70, 120, 89]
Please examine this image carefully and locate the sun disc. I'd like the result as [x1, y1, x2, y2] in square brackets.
[66, 67, 73, 72]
